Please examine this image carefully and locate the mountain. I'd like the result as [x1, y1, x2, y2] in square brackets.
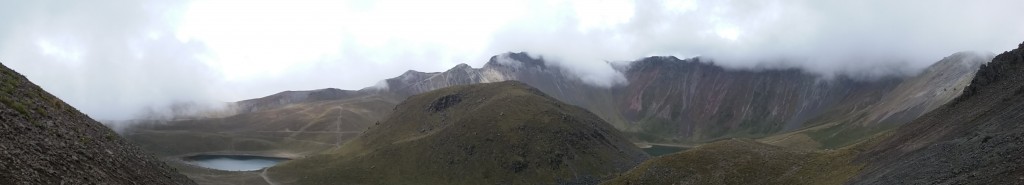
[122, 50, 987, 184]
[126, 90, 402, 156]
[266, 81, 648, 184]
[849, 42, 1024, 184]
[603, 42, 1020, 185]
[0, 63, 193, 184]
[760, 51, 989, 149]
[615, 56, 902, 142]
[129, 50, 986, 159]
[369, 52, 985, 145]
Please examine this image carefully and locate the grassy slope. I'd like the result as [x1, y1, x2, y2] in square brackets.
[605, 131, 892, 185]
[268, 81, 648, 185]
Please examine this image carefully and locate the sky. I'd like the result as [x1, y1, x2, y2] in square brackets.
[0, 0, 1022, 120]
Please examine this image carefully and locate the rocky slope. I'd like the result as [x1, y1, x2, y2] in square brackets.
[370, 52, 983, 145]
[849, 42, 1024, 184]
[0, 63, 193, 184]
[617, 56, 902, 141]
[267, 81, 648, 185]
[760, 52, 989, 149]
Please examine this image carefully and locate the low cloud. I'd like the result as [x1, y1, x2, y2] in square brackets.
[1, 0, 1022, 121]
[487, 0, 1024, 83]
[0, 0, 224, 121]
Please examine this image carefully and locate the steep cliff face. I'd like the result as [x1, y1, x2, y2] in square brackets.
[850, 42, 1024, 185]
[0, 63, 193, 184]
[616, 56, 902, 141]
[133, 50, 983, 157]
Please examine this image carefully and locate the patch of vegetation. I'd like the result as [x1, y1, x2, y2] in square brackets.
[1, 81, 15, 94]
[1, 96, 29, 115]
[603, 134, 893, 185]
[806, 123, 898, 149]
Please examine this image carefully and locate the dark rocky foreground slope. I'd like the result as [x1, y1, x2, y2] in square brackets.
[0, 63, 193, 184]
[849, 42, 1024, 184]
[267, 81, 648, 185]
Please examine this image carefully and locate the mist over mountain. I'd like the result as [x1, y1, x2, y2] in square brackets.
[6, 0, 1024, 184]
[2, 0, 1023, 121]
[849, 41, 1024, 185]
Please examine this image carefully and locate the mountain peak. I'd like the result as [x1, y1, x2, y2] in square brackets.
[959, 41, 1024, 100]
[446, 63, 474, 72]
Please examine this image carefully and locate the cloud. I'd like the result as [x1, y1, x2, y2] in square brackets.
[487, 0, 1024, 82]
[1, 0, 1023, 121]
[0, 0, 224, 121]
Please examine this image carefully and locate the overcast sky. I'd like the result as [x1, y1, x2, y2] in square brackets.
[1, 0, 1022, 120]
